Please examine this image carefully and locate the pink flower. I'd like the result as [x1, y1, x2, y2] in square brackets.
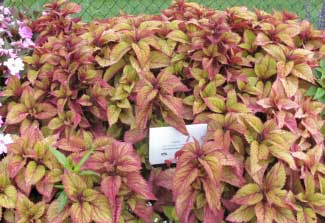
[18, 25, 33, 39]
[22, 38, 34, 48]
[3, 8, 11, 15]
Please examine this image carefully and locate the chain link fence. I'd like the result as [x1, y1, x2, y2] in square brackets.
[3, 0, 325, 28]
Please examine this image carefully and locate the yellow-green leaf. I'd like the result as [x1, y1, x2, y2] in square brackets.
[203, 97, 225, 113]
[226, 205, 255, 222]
[107, 104, 122, 126]
[231, 183, 262, 205]
[167, 30, 189, 43]
[265, 162, 286, 191]
[25, 161, 46, 186]
[110, 41, 131, 65]
[292, 63, 315, 84]
[262, 44, 286, 61]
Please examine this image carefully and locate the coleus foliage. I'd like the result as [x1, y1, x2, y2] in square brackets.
[0, 0, 324, 222]
[306, 59, 325, 103]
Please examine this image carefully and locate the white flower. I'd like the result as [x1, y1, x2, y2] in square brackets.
[0, 133, 13, 154]
[3, 57, 24, 75]
[0, 38, 4, 47]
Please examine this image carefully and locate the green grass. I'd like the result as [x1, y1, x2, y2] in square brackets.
[4, 0, 324, 26]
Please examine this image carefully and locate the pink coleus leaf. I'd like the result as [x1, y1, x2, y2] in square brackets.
[126, 173, 156, 200]
[162, 109, 189, 136]
[133, 200, 154, 223]
[101, 175, 121, 208]
[255, 202, 274, 223]
[159, 94, 184, 117]
[124, 128, 148, 144]
[5, 104, 28, 125]
[175, 187, 196, 223]
[201, 177, 221, 211]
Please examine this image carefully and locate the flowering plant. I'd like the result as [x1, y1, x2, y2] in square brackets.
[0, 4, 34, 133]
[0, 5, 34, 84]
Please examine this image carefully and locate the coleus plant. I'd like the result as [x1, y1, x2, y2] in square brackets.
[125, 68, 189, 143]
[173, 138, 243, 223]
[0, 0, 324, 222]
[306, 59, 325, 103]
[84, 139, 157, 223]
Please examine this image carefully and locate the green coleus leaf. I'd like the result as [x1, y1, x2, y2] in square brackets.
[0, 185, 17, 209]
[62, 172, 87, 199]
[107, 104, 122, 126]
[48, 117, 64, 130]
[132, 41, 150, 69]
[27, 70, 39, 84]
[292, 63, 315, 84]
[47, 199, 70, 222]
[265, 162, 286, 191]
[89, 193, 112, 222]
[239, 29, 256, 51]
[150, 51, 171, 69]
[304, 173, 315, 197]
[319, 174, 325, 195]
[167, 30, 189, 43]
[203, 96, 225, 113]
[255, 202, 273, 223]
[16, 193, 46, 222]
[254, 54, 277, 79]
[24, 161, 46, 186]
[262, 44, 286, 61]
[163, 206, 179, 222]
[103, 59, 126, 81]
[244, 115, 264, 134]
[5, 104, 28, 125]
[70, 202, 92, 223]
[201, 81, 216, 98]
[266, 188, 288, 208]
[273, 206, 296, 223]
[269, 146, 297, 170]
[109, 41, 131, 65]
[297, 207, 317, 223]
[226, 205, 255, 222]
[231, 183, 263, 205]
[83, 131, 93, 149]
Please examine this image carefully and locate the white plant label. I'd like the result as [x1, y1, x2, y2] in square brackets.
[149, 124, 208, 165]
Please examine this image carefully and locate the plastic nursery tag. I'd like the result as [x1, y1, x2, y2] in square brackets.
[149, 124, 207, 165]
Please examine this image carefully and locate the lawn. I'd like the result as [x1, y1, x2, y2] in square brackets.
[4, 0, 324, 25]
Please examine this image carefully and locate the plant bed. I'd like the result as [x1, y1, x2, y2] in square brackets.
[0, 0, 324, 222]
